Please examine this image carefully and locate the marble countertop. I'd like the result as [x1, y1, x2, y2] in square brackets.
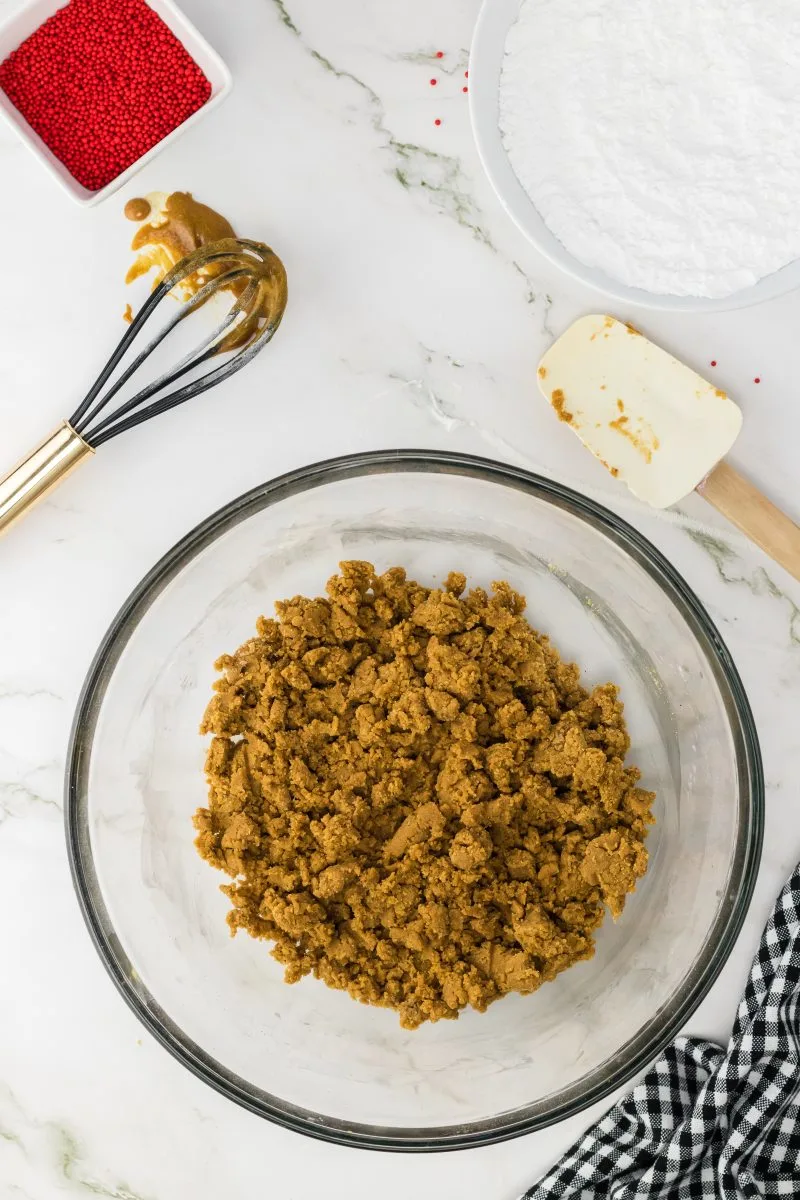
[1, 0, 799, 1195]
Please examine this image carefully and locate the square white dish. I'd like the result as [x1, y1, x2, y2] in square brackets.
[0, 0, 232, 206]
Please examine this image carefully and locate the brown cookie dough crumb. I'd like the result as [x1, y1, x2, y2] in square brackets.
[194, 562, 655, 1029]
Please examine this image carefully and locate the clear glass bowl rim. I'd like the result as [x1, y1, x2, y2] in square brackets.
[64, 449, 764, 1152]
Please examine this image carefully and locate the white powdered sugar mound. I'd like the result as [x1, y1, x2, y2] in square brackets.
[499, 0, 800, 298]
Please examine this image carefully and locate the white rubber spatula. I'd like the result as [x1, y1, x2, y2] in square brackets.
[538, 315, 800, 583]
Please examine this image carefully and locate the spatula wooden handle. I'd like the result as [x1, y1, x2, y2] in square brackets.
[698, 460, 800, 583]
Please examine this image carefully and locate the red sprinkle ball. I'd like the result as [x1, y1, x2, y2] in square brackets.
[436, 51, 444, 59]
[0, 0, 212, 192]
[463, 86, 468, 93]
[710, 360, 717, 367]
[754, 376, 761, 383]
[430, 77, 437, 86]
[434, 118, 441, 126]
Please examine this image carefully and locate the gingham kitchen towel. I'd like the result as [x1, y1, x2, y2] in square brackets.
[524, 864, 800, 1198]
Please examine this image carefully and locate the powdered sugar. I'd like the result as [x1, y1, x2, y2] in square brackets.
[499, 0, 800, 299]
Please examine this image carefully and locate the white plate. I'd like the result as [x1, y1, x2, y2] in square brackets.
[468, 0, 800, 312]
[0, 0, 232, 207]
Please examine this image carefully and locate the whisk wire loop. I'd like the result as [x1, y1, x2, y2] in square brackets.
[68, 238, 287, 449]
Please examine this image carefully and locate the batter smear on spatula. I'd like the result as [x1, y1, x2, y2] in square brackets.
[538, 315, 742, 508]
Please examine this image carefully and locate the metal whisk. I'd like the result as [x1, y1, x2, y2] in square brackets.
[0, 237, 287, 536]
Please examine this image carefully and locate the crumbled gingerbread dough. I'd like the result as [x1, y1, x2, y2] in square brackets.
[194, 562, 655, 1029]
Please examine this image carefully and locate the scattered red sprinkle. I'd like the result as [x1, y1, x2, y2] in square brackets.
[465, 70, 469, 78]
[0, 0, 211, 192]
[463, 86, 468, 93]
[436, 51, 444, 59]
[434, 118, 441, 126]
[430, 77, 437, 86]
[710, 360, 717, 367]
[754, 376, 761, 383]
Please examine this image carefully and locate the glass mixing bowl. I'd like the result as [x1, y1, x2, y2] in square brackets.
[65, 451, 763, 1151]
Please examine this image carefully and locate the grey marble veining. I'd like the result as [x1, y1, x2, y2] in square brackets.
[0, 0, 799, 1195]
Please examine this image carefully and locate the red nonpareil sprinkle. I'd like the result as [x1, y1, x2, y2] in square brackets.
[0, 0, 212, 192]
[710, 360, 717, 366]
[436, 50, 444, 59]
[430, 77, 437, 86]
[465, 70, 469, 78]
[434, 118, 441, 126]
[463, 86, 468, 93]
[754, 376, 761, 383]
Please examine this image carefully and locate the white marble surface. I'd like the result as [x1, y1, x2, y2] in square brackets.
[1, 0, 799, 1194]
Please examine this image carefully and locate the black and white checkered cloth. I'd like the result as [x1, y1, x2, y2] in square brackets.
[524, 864, 800, 1198]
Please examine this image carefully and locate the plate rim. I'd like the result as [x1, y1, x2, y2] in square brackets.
[468, 0, 800, 312]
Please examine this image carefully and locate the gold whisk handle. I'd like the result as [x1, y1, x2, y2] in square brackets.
[0, 422, 94, 537]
